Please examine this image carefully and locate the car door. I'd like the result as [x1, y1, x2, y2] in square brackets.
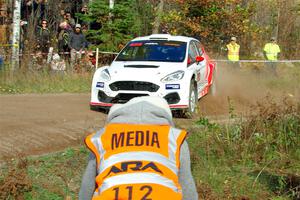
[194, 41, 208, 87]
[188, 41, 206, 95]
[187, 41, 200, 87]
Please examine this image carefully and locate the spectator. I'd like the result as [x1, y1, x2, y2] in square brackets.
[79, 96, 198, 200]
[81, 23, 90, 48]
[21, 0, 33, 20]
[20, 20, 28, 54]
[64, 11, 76, 28]
[68, 24, 88, 69]
[36, 19, 50, 55]
[0, 54, 3, 70]
[78, 4, 89, 25]
[58, 8, 66, 25]
[263, 37, 281, 75]
[57, 21, 72, 59]
[226, 36, 240, 68]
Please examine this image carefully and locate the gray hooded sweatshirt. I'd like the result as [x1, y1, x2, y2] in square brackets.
[79, 97, 198, 200]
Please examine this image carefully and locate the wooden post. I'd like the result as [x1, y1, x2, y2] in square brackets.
[96, 48, 99, 69]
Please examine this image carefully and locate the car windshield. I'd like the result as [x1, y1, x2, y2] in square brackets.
[115, 40, 187, 62]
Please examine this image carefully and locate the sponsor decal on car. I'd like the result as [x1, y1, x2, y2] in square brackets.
[129, 42, 143, 47]
[165, 84, 180, 90]
[96, 82, 104, 88]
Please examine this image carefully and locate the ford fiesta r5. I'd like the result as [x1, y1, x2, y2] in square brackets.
[90, 34, 216, 115]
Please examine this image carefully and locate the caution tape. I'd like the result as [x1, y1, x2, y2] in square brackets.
[16, 50, 118, 57]
[0, 44, 19, 47]
[212, 59, 300, 63]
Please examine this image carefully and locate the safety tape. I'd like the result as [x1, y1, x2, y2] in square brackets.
[212, 59, 300, 63]
[1, 46, 298, 62]
[15, 50, 118, 56]
[0, 44, 18, 47]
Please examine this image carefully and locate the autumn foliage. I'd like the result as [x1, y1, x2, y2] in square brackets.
[161, 0, 300, 58]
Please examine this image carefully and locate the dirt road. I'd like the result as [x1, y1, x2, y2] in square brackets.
[0, 93, 107, 158]
[0, 92, 241, 159]
[1, 67, 297, 158]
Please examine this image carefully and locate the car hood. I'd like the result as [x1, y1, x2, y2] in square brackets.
[106, 61, 185, 82]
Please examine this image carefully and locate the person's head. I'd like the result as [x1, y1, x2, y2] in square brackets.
[65, 12, 71, 19]
[60, 9, 65, 16]
[107, 96, 174, 126]
[41, 19, 47, 28]
[270, 37, 276, 43]
[75, 24, 81, 33]
[20, 20, 27, 26]
[161, 24, 169, 34]
[230, 36, 237, 43]
[81, 4, 88, 13]
[82, 24, 88, 32]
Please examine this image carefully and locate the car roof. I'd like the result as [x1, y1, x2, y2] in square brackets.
[131, 34, 198, 43]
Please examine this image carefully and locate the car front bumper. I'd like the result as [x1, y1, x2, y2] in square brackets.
[90, 80, 189, 110]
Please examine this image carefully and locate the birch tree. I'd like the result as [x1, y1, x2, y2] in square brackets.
[11, 0, 21, 70]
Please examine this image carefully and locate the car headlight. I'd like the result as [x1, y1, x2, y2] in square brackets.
[161, 70, 185, 82]
[100, 69, 111, 81]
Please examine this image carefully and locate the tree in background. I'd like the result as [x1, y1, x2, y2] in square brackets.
[161, 0, 257, 57]
[81, 0, 155, 52]
[161, 0, 300, 59]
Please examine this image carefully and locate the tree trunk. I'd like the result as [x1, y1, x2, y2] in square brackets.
[109, 0, 114, 20]
[152, 0, 164, 34]
[11, 0, 21, 70]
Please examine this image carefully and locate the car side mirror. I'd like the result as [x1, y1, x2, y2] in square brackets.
[196, 56, 205, 63]
[187, 57, 191, 65]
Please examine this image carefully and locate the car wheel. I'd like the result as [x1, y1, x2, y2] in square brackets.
[186, 81, 198, 118]
[90, 105, 99, 111]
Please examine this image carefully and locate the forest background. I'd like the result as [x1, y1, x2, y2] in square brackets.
[1, 0, 300, 59]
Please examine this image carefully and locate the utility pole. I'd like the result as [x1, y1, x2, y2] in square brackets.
[11, 0, 21, 71]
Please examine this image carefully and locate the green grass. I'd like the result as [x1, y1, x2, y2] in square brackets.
[0, 63, 299, 95]
[0, 63, 299, 199]
[188, 98, 300, 199]
[0, 70, 92, 94]
[0, 98, 299, 199]
[0, 147, 89, 200]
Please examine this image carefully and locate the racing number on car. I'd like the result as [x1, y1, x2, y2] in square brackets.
[113, 185, 153, 200]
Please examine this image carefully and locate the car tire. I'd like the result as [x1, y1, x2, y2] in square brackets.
[90, 105, 99, 111]
[185, 81, 198, 118]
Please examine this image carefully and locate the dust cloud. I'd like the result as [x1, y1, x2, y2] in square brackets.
[198, 62, 300, 117]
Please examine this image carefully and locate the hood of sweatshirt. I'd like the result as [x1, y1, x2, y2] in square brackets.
[106, 96, 174, 126]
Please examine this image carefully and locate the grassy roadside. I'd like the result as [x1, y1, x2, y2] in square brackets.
[0, 70, 92, 94]
[0, 98, 299, 200]
[0, 63, 299, 95]
[188, 97, 300, 199]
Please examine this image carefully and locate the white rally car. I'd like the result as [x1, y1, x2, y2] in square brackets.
[90, 34, 216, 115]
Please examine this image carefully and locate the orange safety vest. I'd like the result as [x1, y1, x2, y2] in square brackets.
[226, 43, 240, 61]
[85, 124, 187, 200]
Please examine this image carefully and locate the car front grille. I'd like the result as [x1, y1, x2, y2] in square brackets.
[109, 81, 160, 92]
[112, 93, 149, 104]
